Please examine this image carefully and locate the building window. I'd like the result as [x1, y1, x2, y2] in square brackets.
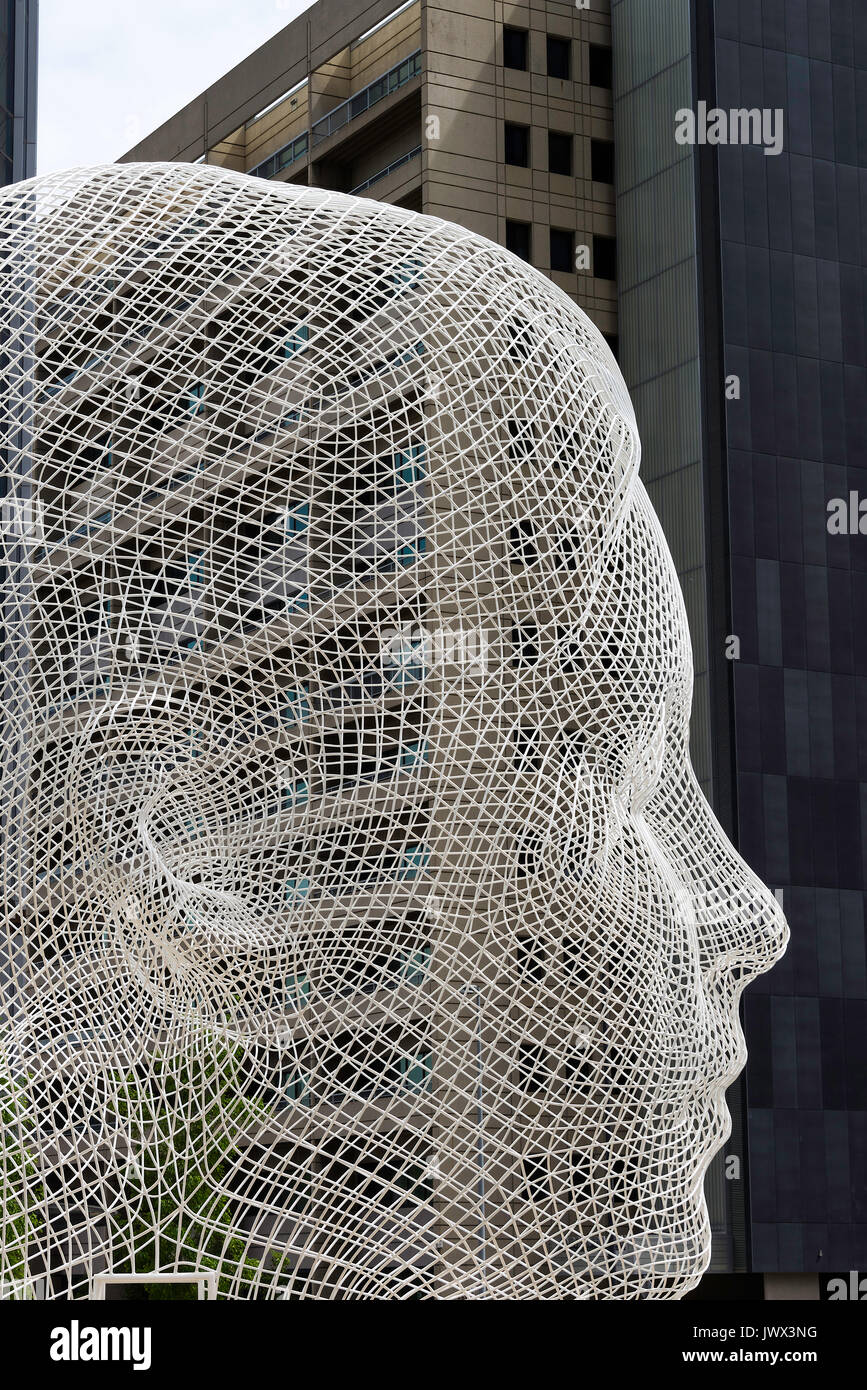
[562, 936, 589, 983]
[398, 738, 429, 770]
[557, 529, 581, 570]
[283, 684, 312, 725]
[562, 1051, 595, 1088]
[507, 319, 532, 359]
[282, 777, 309, 811]
[386, 628, 425, 688]
[393, 443, 426, 489]
[511, 623, 540, 666]
[285, 1071, 310, 1105]
[392, 258, 423, 290]
[591, 138, 615, 184]
[284, 501, 310, 535]
[186, 382, 205, 415]
[518, 1150, 552, 1202]
[589, 43, 613, 88]
[593, 234, 617, 280]
[503, 26, 528, 71]
[400, 944, 431, 986]
[517, 1042, 548, 1093]
[516, 834, 543, 876]
[560, 726, 586, 769]
[546, 35, 571, 79]
[513, 725, 543, 770]
[398, 843, 430, 881]
[506, 220, 532, 261]
[507, 418, 533, 459]
[550, 227, 574, 273]
[556, 624, 585, 673]
[398, 535, 426, 566]
[504, 122, 530, 167]
[399, 1050, 433, 1093]
[509, 518, 537, 562]
[285, 972, 310, 1011]
[284, 323, 309, 357]
[548, 130, 572, 176]
[517, 936, 546, 981]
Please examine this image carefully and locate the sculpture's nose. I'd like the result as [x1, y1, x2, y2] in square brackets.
[658, 799, 790, 989]
[703, 876, 789, 985]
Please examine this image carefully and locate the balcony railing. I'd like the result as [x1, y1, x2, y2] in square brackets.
[351, 145, 422, 196]
[311, 50, 422, 146]
[248, 130, 309, 181]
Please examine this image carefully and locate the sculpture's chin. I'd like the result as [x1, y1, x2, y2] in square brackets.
[573, 1199, 712, 1301]
[563, 1096, 731, 1300]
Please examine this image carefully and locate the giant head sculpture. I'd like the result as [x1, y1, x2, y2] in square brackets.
[0, 164, 787, 1299]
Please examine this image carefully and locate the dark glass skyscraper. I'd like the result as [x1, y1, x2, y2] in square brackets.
[1, 0, 37, 186]
[614, 0, 867, 1293]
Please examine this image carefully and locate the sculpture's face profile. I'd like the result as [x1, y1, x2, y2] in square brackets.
[1, 165, 787, 1300]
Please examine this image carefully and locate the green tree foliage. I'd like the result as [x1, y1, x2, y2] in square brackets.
[0, 1068, 46, 1297]
[107, 1039, 293, 1299]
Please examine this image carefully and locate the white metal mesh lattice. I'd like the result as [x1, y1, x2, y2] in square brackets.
[0, 164, 787, 1300]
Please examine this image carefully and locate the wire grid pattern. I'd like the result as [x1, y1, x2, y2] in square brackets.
[0, 164, 788, 1300]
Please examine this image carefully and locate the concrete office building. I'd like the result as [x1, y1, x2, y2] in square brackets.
[122, 0, 618, 357]
[0, 0, 37, 186]
[124, 0, 866, 1298]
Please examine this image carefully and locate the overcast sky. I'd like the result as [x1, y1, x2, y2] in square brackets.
[38, 0, 311, 175]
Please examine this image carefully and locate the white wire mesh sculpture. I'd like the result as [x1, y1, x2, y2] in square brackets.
[0, 164, 787, 1300]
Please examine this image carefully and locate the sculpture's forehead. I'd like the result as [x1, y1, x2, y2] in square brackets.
[6, 164, 618, 383]
[5, 166, 638, 528]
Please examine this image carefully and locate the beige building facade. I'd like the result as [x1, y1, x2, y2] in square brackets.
[122, 0, 617, 354]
